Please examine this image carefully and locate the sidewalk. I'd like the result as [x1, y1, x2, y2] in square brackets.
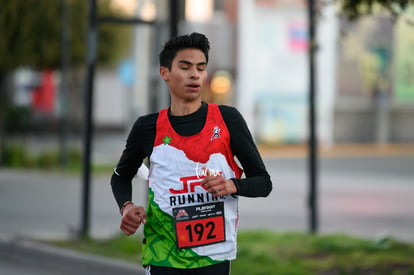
[258, 143, 414, 158]
[15, 132, 414, 164]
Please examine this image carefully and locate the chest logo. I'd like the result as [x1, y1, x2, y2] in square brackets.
[210, 126, 221, 141]
[163, 135, 172, 145]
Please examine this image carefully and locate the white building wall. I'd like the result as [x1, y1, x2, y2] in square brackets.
[237, 0, 337, 145]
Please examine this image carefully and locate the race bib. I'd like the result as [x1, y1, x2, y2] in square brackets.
[173, 202, 226, 249]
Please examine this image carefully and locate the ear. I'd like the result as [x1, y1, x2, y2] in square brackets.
[160, 67, 169, 81]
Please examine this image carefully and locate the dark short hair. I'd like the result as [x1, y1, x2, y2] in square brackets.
[159, 32, 210, 70]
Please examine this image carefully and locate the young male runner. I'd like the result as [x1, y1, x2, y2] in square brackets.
[111, 32, 272, 275]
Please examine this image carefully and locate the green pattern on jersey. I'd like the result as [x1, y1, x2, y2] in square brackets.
[142, 188, 223, 268]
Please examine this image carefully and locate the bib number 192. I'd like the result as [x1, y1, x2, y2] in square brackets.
[176, 216, 225, 248]
[173, 202, 226, 249]
[185, 221, 215, 242]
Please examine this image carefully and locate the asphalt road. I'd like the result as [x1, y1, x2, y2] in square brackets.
[1, 155, 413, 242]
[0, 232, 142, 275]
[240, 156, 414, 242]
[1, 153, 413, 273]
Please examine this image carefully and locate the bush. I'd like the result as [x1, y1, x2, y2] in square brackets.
[3, 143, 34, 167]
[2, 142, 83, 170]
[36, 150, 60, 168]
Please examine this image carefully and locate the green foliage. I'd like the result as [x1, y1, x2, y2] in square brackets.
[336, 0, 414, 20]
[2, 143, 34, 167]
[0, 0, 132, 70]
[0, 0, 133, 166]
[233, 231, 414, 275]
[0, 141, 116, 172]
[36, 150, 61, 168]
[0, 1, 59, 69]
[2, 142, 82, 170]
[49, 230, 414, 275]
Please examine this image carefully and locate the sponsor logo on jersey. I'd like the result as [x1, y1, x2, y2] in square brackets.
[175, 209, 189, 218]
[210, 126, 221, 141]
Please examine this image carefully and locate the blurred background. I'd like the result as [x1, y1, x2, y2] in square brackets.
[1, 0, 413, 160]
[0, 0, 414, 263]
[1, 0, 414, 273]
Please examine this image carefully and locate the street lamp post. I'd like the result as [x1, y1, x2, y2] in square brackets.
[307, 0, 318, 234]
[80, 0, 98, 239]
[80, 0, 157, 239]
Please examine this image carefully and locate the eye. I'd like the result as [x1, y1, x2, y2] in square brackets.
[197, 65, 206, 71]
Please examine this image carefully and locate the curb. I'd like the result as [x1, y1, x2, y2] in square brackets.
[0, 234, 145, 275]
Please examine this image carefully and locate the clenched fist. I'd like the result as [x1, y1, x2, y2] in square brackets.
[120, 204, 147, 235]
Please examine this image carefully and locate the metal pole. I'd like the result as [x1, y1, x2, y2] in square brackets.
[80, 0, 97, 238]
[307, 0, 318, 234]
[79, 0, 156, 239]
[169, 0, 179, 38]
[59, 0, 70, 168]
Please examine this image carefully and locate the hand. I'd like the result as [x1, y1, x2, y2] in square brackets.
[120, 204, 147, 236]
[201, 175, 237, 197]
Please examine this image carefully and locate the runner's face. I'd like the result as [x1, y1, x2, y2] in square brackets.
[160, 49, 207, 103]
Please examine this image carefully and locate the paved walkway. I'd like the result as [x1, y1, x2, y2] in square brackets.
[258, 143, 414, 158]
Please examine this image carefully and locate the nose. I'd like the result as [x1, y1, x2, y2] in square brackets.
[190, 68, 200, 79]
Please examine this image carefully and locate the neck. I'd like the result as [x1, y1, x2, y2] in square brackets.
[169, 101, 202, 116]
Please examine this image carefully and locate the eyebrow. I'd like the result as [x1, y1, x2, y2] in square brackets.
[178, 60, 207, 66]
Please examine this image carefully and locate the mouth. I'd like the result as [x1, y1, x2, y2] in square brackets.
[186, 83, 200, 91]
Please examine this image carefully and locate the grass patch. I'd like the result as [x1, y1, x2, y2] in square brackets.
[49, 230, 414, 275]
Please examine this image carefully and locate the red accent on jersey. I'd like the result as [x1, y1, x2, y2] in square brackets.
[154, 104, 243, 178]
